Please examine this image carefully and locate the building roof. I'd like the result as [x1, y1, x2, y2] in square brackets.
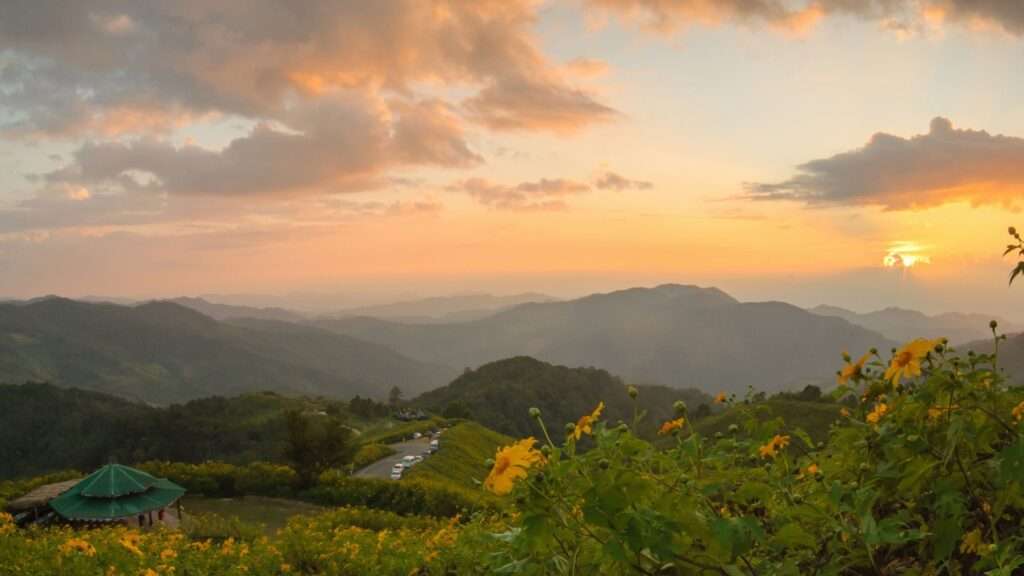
[5, 479, 81, 512]
[49, 465, 185, 521]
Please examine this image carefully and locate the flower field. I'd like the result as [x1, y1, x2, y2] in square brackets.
[5, 332, 1024, 574]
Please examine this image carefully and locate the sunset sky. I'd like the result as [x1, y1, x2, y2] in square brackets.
[2, 1, 1024, 316]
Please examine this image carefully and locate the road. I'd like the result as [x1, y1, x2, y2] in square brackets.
[353, 437, 432, 479]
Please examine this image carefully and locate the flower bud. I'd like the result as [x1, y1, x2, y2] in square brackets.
[540, 445, 552, 457]
[728, 424, 739, 434]
[565, 422, 576, 434]
[714, 432, 723, 439]
[598, 458, 610, 470]
[842, 351, 851, 362]
[673, 400, 688, 416]
[990, 320, 999, 331]
[1010, 226, 1017, 236]
[869, 347, 878, 356]
[627, 385, 639, 399]
[528, 407, 541, 419]
[484, 458, 495, 468]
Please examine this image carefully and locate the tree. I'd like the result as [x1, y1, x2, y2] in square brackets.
[795, 384, 822, 402]
[284, 410, 356, 488]
[1007, 226, 1024, 285]
[388, 386, 403, 407]
[442, 400, 472, 420]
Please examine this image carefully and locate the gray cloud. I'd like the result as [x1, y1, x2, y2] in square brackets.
[595, 171, 653, 191]
[746, 117, 1024, 210]
[42, 97, 480, 198]
[454, 177, 591, 211]
[584, 0, 1024, 35]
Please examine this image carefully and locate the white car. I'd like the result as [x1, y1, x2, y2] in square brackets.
[402, 455, 417, 466]
[390, 463, 404, 479]
[412, 432, 422, 439]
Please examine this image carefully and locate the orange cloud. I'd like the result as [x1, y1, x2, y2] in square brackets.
[453, 178, 591, 211]
[1, 0, 614, 138]
[746, 117, 1024, 210]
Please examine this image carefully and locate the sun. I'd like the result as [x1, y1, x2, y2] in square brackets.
[883, 242, 931, 268]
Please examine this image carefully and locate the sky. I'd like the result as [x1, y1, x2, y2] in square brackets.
[1, 0, 1024, 317]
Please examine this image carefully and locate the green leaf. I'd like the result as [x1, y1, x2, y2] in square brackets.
[772, 523, 816, 550]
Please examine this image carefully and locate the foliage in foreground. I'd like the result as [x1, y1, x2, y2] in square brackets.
[7, 333, 1024, 574]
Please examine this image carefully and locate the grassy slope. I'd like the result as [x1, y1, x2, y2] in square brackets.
[693, 399, 843, 444]
[404, 422, 512, 490]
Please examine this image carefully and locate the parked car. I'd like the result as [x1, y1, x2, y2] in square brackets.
[402, 455, 417, 466]
[430, 439, 440, 450]
[412, 432, 422, 439]
[390, 463, 404, 480]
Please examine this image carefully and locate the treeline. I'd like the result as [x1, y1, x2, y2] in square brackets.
[0, 383, 389, 479]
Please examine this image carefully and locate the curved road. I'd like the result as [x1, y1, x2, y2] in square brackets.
[354, 437, 432, 479]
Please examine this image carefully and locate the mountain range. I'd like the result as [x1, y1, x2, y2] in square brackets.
[325, 292, 557, 324]
[315, 284, 896, 395]
[0, 298, 455, 404]
[809, 305, 1020, 345]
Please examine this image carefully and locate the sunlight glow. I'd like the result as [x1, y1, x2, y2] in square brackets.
[883, 242, 932, 268]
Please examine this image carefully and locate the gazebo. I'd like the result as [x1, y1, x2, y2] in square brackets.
[48, 464, 186, 526]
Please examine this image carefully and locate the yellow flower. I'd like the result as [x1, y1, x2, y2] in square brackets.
[884, 338, 940, 387]
[758, 434, 790, 459]
[714, 392, 727, 404]
[658, 417, 685, 436]
[141, 570, 158, 576]
[866, 403, 888, 424]
[60, 537, 97, 557]
[838, 353, 870, 385]
[484, 437, 546, 494]
[160, 548, 177, 560]
[805, 463, 820, 476]
[119, 533, 143, 556]
[572, 402, 604, 441]
[1012, 401, 1024, 422]
[960, 528, 983, 555]
[839, 407, 850, 417]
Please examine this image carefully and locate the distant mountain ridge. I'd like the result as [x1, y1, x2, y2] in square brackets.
[166, 296, 307, 323]
[0, 298, 455, 404]
[809, 305, 1020, 345]
[316, 284, 895, 395]
[327, 292, 557, 323]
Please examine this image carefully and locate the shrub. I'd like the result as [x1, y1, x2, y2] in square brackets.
[351, 443, 396, 471]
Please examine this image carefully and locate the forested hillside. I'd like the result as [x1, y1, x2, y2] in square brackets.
[0, 383, 342, 479]
[414, 356, 713, 438]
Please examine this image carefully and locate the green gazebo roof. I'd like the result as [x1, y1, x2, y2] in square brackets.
[49, 464, 185, 521]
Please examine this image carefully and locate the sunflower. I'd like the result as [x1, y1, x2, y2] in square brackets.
[758, 434, 790, 459]
[658, 417, 685, 436]
[60, 538, 96, 557]
[837, 353, 870, 385]
[884, 339, 941, 388]
[572, 402, 605, 441]
[1012, 401, 1024, 422]
[866, 403, 888, 424]
[484, 437, 546, 494]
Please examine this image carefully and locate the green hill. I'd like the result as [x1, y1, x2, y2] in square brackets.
[413, 356, 713, 438]
[404, 421, 512, 489]
[0, 298, 456, 404]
